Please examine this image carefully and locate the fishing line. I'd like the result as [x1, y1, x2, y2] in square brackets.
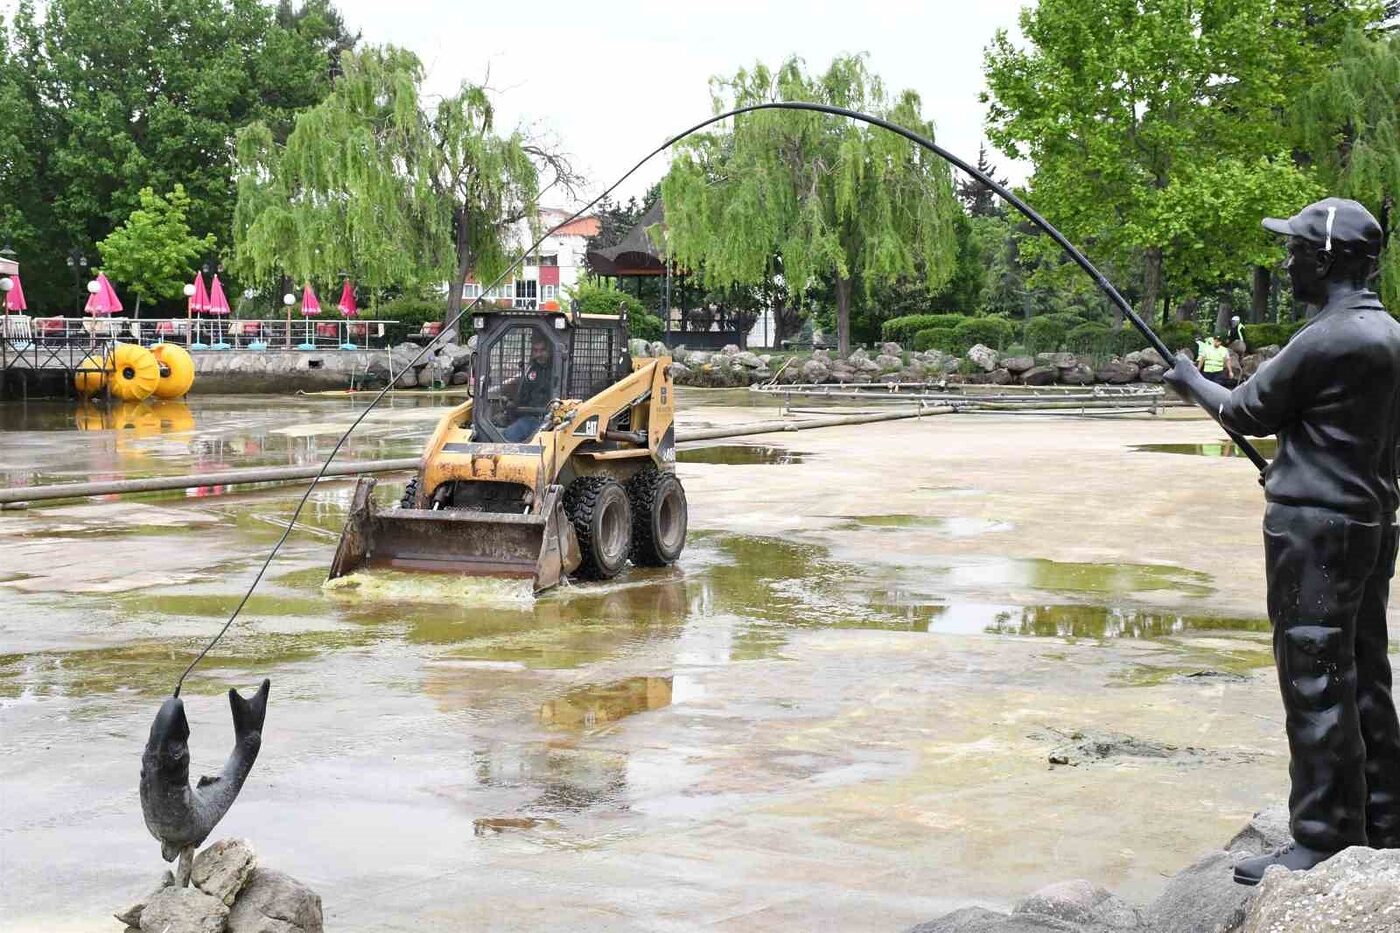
[173, 101, 1268, 695]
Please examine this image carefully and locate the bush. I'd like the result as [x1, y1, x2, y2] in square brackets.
[566, 280, 661, 341]
[629, 309, 663, 342]
[1241, 321, 1306, 352]
[882, 313, 968, 344]
[1064, 323, 1113, 355]
[1157, 321, 1200, 353]
[952, 317, 1015, 352]
[913, 326, 960, 353]
[1023, 317, 1068, 353]
[380, 296, 445, 343]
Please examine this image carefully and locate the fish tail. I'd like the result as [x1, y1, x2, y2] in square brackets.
[229, 678, 270, 739]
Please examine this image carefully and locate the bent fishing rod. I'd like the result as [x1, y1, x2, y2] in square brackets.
[173, 100, 1267, 694]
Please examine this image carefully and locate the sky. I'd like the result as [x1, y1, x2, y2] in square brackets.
[331, 0, 1033, 209]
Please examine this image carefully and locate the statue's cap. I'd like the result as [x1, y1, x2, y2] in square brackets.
[1263, 198, 1382, 256]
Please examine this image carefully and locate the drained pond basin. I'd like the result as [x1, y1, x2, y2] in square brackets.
[0, 392, 1383, 931]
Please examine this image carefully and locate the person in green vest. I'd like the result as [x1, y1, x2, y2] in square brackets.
[1196, 334, 1235, 386]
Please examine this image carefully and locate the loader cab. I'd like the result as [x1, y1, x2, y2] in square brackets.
[470, 309, 631, 443]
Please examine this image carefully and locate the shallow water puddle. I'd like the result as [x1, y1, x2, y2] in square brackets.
[538, 677, 674, 731]
[676, 444, 806, 465]
[1133, 438, 1279, 458]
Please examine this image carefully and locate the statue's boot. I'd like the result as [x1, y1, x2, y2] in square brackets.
[1233, 842, 1336, 886]
[1358, 523, 1400, 849]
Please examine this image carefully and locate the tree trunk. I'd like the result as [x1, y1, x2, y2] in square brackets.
[444, 206, 469, 330]
[1213, 295, 1232, 336]
[1250, 266, 1270, 323]
[1175, 296, 1197, 323]
[1142, 247, 1163, 326]
[834, 277, 852, 357]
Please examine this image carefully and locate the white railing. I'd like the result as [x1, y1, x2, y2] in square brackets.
[2, 316, 402, 350]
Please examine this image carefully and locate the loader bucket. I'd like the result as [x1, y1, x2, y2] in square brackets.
[329, 477, 581, 592]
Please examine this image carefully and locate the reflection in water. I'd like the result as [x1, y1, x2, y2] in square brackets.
[539, 677, 674, 731]
[676, 445, 805, 465]
[1134, 438, 1279, 459]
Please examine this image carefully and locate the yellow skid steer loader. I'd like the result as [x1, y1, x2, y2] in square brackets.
[329, 307, 687, 592]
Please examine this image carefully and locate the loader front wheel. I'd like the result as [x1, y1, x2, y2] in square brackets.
[628, 467, 687, 566]
[399, 477, 419, 509]
[565, 477, 632, 580]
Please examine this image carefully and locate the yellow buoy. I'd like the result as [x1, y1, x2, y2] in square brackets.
[150, 343, 195, 398]
[106, 343, 160, 402]
[74, 355, 109, 398]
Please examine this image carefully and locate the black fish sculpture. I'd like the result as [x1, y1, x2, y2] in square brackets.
[140, 680, 270, 869]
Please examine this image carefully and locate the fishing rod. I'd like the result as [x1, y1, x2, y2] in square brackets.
[173, 101, 1268, 693]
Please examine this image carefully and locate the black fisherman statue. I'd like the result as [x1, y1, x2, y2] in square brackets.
[1165, 197, 1400, 885]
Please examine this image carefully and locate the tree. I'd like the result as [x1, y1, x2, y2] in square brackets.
[0, 0, 352, 311]
[1294, 28, 1400, 306]
[234, 47, 581, 323]
[97, 185, 217, 315]
[661, 55, 960, 356]
[983, 0, 1377, 324]
[956, 145, 1007, 218]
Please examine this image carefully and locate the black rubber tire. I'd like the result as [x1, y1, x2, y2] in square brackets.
[399, 477, 419, 509]
[628, 467, 687, 566]
[564, 476, 632, 580]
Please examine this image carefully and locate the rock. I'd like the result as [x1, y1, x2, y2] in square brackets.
[812, 348, 832, 361]
[1021, 366, 1059, 386]
[1094, 360, 1140, 384]
[669, 362, 691, 379]
[830, 369, 855, 384]
[905, 906, 1061, 932]
[800, 360, 830, 383]
[1240, 354, 1260, 378]
[875, 353, 904, 372]
[967, 344, 999, 372]
[881, 341, 904, 357]
[392, 368, 417, 389]
[1013, 879, 1140, 929]
[450, 370, 470, 385]
[721, 343, 741, 356]
[688, 350, 712, 366]
[227, 868, 324, 933]
[670, 345, 690, 363]
[1059, 363, 1094, 385]
[1139, 364, 1166, 384]
[649, 340, 668, 358]
[942, 357, 962, 374]
[733, 351, 763, 369]
[1241, 847, 1400, 933]
[115, 871, 174, 928]
[1138, 347, 1167, 368]
[987, 368, 1013, 385]
[1142, 849, 1253, 933]
[628, 338, 650, 358]
[878, 372, 904, 383]
[1002, 355, 1035, 374]
[848, 347, 870, 363]
[1124, 350, 1143, 366]
[1224, 805, 1291, 855]
[1257, 344, 1281, 361]
[192, 838, 258, 906]
[139, 885, 229, 933]
[1036, 351, 1076, 369]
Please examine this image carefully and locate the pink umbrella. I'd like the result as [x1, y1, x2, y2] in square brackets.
[298, 283, 320, 349]
[188, 272, 210, 316]
[4, 274, 26, 312]
[84, 273, 123, 315]
[207, 274, 231, 348]
[337, 280, 357, 317]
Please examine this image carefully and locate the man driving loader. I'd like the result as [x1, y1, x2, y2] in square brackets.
[500, 334, 555, 442]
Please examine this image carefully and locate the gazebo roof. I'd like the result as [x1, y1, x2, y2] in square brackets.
[587, 200, 667, 276]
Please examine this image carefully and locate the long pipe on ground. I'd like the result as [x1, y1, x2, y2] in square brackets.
[0, 405, 955, 506]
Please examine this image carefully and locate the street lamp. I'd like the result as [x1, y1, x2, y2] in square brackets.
[283, 291, 296, 349]
[65, 249, 89, 314]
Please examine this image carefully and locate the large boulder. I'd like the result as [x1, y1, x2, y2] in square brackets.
[942, 357, 962, 374]
[848, 347, 871, 363]
[1240, 354, 1261, 378]
[1094, 360, 1140, 384]
[875, 353, 905, 373]
[1139, 364, 1166, 384]
[880, 341, 903, 356]
[1013, 880, 1140, 929]
[688, 350, 712, 366]
[1021, 366, 1059, 386]
[115, 871, 174, 928]
[1257, 344, 1282, 362]
[986, 368, 1013, 386]
[1002, 355, 1035, 374]
[1059, 363, 1094, 385]
[800, 359, 830, 383]
[648, 340, 669, 358]
[1241, 847, 1400, 933]
[733, 351, 763, 369]
[192, 838, 257, 906]
[139, 886, 229, 933]
[670, 344, 690, 363]
[1036, 351, 1077, 369]
[721, 343, 741, 356]
[1138, 347, 1167, 368]
[629, 338, 650, 358]
[226, 869, 324, 933]
[855, 356, 883, 374]
[967, 343, 999, 372]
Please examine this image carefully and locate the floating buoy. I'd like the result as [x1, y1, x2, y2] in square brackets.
[150, 344, 195, 398]
[74, 355, 108, 397]
[107, 343, 160, 402]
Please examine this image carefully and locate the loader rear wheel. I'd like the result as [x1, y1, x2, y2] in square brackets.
[399, 477, 418, 509]
[628, 467, 687, 566]
[565, 477, 632, 580]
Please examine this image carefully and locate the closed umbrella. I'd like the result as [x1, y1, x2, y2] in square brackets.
[207, 274, 231, 350]
[298, 283, 320, 350]
[337, 280, 358, 349]
[83, 273, 123, 348]
[5, 274, 27, 312]
[187, 272, 210, 348]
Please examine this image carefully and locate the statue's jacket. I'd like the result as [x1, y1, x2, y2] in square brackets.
[1220, 289, 1400, 521]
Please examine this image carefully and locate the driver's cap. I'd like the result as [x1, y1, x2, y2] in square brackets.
[1263, 197, 1382, 257]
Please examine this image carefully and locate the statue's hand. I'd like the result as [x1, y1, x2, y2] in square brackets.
[1162, 352, 1200, 392]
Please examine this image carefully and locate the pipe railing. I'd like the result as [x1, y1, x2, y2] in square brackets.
[3, 315, 403, 350]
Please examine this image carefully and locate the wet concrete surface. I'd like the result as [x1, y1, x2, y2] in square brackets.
[0, 393, 1391, 930]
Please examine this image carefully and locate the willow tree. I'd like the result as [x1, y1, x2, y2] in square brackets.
[234, 46, 578, 320]
[1295, 28, 1400, 307]
[661, 55, 959, 356]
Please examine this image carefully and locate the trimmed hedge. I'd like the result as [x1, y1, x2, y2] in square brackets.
[1064, 323, 1141, 358]
[1241, 321, 1306, 352]
[882, 313, 969, 344]
[913, 326, 961, 353]
[953, 317, 1015, 351]
[1023, 317, 1068, 353]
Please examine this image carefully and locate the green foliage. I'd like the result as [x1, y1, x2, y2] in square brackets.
[379, 296, 443, 328]
[952, 317, 1015, 352]
[96, 185, 217, 312]
[913, 326, 960, 353]
[1, 0, 350, 311]
[661, 54, 960, 355]
[882, 313, 969, 343]
[1023, 317, 1068, 353]
[566, 281, 662, 342]
[1064, 322, 1139, 359]
[1241, 321, 1307, 351]
[1158, 321, 1201, 352]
